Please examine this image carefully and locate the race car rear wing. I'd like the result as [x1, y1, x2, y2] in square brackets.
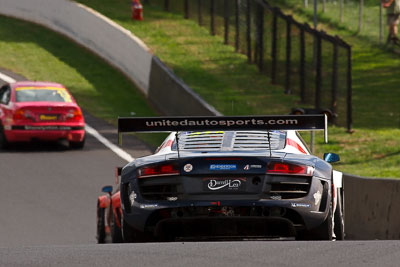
[118, 115, 328, 144]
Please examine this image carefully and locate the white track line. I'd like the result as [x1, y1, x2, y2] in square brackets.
[0, 72, 17, 83]
[84, 124, 134, 162]
[0, 72, 134, 163]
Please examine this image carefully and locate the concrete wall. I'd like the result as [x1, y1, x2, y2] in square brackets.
[148, 57, 222, 116]
[0, 0, 219, 116]
[344, 174, 400, 240]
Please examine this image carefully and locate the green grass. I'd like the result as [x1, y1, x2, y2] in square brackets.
[0, 16, 157, 123]
[0, 1, 399, 178]
[278, 0, 389, 44]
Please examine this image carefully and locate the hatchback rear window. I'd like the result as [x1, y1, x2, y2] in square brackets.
[15, 87, 72, 103]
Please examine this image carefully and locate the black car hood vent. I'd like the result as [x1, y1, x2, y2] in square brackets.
[178, 131, 286, 152]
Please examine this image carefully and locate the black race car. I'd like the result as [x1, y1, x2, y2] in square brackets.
[97, 115, 344, 242]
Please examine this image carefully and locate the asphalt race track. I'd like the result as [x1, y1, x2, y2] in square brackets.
[1, 75, 400, 266]
[1, 241, 400, 266]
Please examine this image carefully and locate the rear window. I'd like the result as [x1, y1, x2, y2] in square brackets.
[15, 87, 72, 103]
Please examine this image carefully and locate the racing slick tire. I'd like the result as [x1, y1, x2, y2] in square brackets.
[334, 188, 345, 240]
[122, 216, 147, 243]
[0, 124, 9, 149]
[296, 202, 333, 241]
[310, 201, 333, 240]
[111, 208, 123, 243]
[69, 136, 85, 149]
[96, 203, 106, 244]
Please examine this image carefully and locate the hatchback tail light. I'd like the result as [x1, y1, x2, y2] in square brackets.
[66, 108, 83, 122]
[137, 164, 179, 178]
[267, 162, 314, 176]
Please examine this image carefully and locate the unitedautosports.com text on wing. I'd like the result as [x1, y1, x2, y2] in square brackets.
[144, 118, 299, 127]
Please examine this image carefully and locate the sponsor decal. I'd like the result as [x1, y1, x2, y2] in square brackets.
[314, 190, 322, 206]
[143, 118, 299, 128]
[210, 164, 237, 171]
[24, 125, 71, 130]
[118, 115, 326, 135]
[203, 177, 246, 191]
[251, 165, 262, 169]
[270, 195, 282, 200]
[139, 204, 158, 209]
[244, 164, 262, 170]
[39, 114, 58, 121]
[291, 203, 311, 208]
[183, 164, 193, 173]
[129, 192, 137, 206]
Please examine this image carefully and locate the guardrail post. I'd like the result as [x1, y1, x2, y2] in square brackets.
[198, 0, 203, 26]
[331, 42, 338, 125]
[347, 46, 353, 132]
[300, 26, 306, 103]
[210, 0, 215, 36]
[285, 17, 292, 94]
[271, 10, 278, 84]
[246, 0, 252, 62]
[235, 0, 240, 52]
[224, 0, 230, 44]
[315, 33, 322, 109]
[256, 3, 264, 71]
[164, 0, 169, 11]
[184, 0, 189, 19]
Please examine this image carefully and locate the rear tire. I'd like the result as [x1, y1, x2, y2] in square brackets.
[310, 201, 333, 240]
[296, 181, 333, 241]
[122, 216, 147, 243]
[111, 208, 123, 243]
[0, 125, 9, 149]
[70, 136, 85, 149]
[96, 203, 106, 244]
[334, 188, 345, 240]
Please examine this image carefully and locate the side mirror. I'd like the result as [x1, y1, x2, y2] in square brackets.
[101, 185, 113, 194]
[324, 153, 340, 163]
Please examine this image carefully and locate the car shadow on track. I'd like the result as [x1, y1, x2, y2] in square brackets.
[0, 140, 71, 153]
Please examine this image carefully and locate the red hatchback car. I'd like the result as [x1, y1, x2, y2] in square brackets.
[0, 81, 85, 149]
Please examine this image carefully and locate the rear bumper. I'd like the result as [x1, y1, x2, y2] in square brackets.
[155, 216, 296, 240]
[5, 125, 85, 142]
[122, 176, 332, 237]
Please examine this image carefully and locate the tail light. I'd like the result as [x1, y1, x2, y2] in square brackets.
[13, 109, 34, 121]
[137, 163, 179, 178]
[66, 108, 83, 122]
[267, 162, 314, 176]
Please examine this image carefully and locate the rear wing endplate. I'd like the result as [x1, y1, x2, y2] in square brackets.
[118, 115, 328, 144]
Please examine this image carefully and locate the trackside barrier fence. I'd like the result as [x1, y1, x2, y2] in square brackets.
[147, 0, 353, 132]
